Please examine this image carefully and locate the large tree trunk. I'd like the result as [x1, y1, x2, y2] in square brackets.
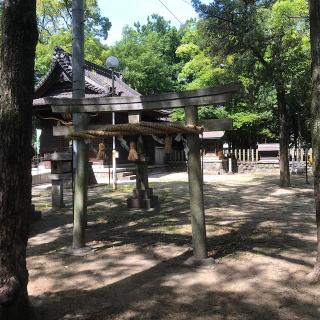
[307, 0, 320, 284]
[0, 1, 38, 318]
[276, 85, 290, 188]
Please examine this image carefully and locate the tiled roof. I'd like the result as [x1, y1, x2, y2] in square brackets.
[33, 93, 108, 107]
[33, 47, 170, 119]
[34, 47, 140, 98]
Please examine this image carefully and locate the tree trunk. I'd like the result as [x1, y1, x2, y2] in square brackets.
[0, 1, 38, 319]
[276, 85, 290, 188]
[307, 0, 320, 284]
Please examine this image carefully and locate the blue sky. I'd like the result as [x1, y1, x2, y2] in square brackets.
[97, 0, 211, 45]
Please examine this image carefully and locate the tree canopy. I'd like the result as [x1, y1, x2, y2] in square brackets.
[108, 14, 184, 95]
[34, 0, 312, 151]
[35, 0, 110, 79]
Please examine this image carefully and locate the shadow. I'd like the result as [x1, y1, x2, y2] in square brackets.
[30, 175, 317, 262]
[29, 173, 320, 320]
[30, 250, 320, 320]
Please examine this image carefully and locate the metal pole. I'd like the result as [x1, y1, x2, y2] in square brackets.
[72, 0, 88, 250]
[185, 106, 208, 260]
[111, 69, 117, 190]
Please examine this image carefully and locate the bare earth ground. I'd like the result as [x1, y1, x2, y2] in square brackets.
[29, 172, 320, 320]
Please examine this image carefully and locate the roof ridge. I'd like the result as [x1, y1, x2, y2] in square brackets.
[54, 47, 139, 94]
[35, 47, 140, 97]
[56, 47, 111, 94]
[35, 55, 60, 92]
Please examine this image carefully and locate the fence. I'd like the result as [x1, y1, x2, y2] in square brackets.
[223, 147, 313, 163]
[227, 149, 259, 162]
[167, 147, 313, 163]
[32, 147, 313, 166]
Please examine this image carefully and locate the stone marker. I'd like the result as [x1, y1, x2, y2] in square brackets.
[47, 152, 72, 209]
[127, 160, 159, 210]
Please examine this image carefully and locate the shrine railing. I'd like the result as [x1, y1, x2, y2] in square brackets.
[222, 147, 313, 163]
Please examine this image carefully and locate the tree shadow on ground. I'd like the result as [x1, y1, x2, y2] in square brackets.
[31, 175, 316, 261]
[29, 174, 319, 320]
[30, 250, 320, 320]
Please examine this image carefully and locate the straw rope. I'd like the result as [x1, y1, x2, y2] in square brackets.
[68, 121, 203, 140]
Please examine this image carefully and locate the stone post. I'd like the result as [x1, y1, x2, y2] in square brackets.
[52, 179, 64, 209]
[127, 160, 159, 209]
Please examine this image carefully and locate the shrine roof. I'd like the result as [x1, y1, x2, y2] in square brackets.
[34, 47, 140, 104]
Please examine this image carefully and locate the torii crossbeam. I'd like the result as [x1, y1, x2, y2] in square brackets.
[46, 83, 240, 113]
[45, 83, 240, 265]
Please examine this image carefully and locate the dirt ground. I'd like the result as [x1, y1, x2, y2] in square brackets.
[29, 172, 320, 320]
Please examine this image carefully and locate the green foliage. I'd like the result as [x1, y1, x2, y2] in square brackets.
[188, 0, 310, 145]
[35, 31, 109, 79]
[37, 0, 111, 41]
[35, 31, 71, 78]
[35, 0, 110, 80]
[108, 15, 184, 95]
[34, 0, 312, 147]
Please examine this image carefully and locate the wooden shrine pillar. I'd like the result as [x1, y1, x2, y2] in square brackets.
[71, 0, 90, 254]
[185, 106, 212, 264]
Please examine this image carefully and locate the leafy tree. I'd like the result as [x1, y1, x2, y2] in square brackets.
[37, 0, 111, 42]
[109, 15, 184, 95]
[192, 0, 310, 187]
[35, 31, 109, 79]
[35, 0, 110, 79]
[172, 20, 278, 146]
[0, 0, 38, 319]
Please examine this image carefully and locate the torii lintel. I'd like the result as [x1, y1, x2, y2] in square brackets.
[45, 83, 241, 113]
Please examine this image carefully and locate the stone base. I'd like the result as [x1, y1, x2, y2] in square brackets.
[65, 246, 92, 256]
[127, 195, 159, 209]
[202, 158, 232, 174]
[183, 256, 216, 267]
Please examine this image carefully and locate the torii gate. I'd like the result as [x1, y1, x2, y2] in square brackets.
[45, 83, 240, 264]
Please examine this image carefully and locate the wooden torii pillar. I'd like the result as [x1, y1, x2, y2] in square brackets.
[45, 83, 240, 264]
